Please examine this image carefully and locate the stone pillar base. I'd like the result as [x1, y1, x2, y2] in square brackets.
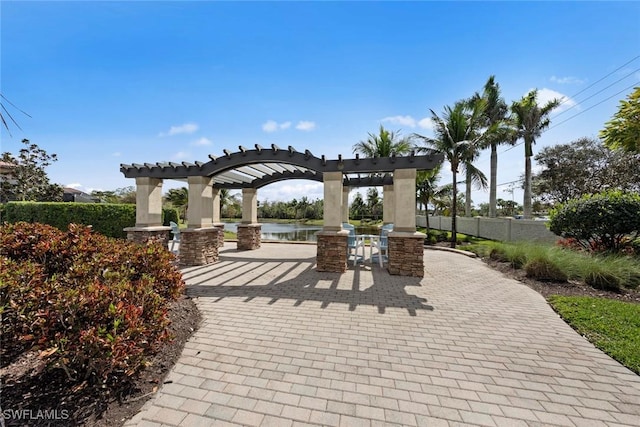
[237, 224, 261, 250]
[388, 232, 425, 277]
[124, 226, 171, 246]
[179, 227, 222, 266]
[213, 223, 225, 247]
[316, 231, 349, 273]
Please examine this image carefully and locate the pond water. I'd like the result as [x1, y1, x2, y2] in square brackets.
[224, 222, 322, 242]
[223, 222, 382, 242]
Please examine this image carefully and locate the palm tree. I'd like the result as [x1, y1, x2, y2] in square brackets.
[462, 157, 488, 217]
[473, 76, 516, 217]
[416, 165, 449, 229]
[219, 188, 232, 216]
[352, 125, 413, 157]
[511, 90, 560, 218]
[165, 187, 189, 221]
[414, 99, 486, 247]
[460, 97, 489, 217]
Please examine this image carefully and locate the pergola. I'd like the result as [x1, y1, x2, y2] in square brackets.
[121, 145, 443, 276]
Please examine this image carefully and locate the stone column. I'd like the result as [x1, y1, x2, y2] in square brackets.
[212, 187, 225, 247]
[382, 184, 395, 225]
[342, 186, 350, 223]
[179, 176, 221, 265]
[124, 177, 170, 246]
[388, 168, 425, 277]
[187, 176, 214, 228]
[179, 227, 222, 266]
[317, 171, 348, 272]
[135, 177, 163, 227]
[393, 169, 416, 232]
[238, 188, 260, 250]
[322, 172, 343, 232]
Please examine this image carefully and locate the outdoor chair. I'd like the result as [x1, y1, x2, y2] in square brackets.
[346, 227, 364, 266]
[169, 221, 180, 253]
[372, 224, 393, 267]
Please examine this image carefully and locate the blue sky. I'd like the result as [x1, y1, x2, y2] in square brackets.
[2, 1, 639, 207]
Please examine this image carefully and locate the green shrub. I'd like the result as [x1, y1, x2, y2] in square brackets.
[4, 202, 136, 238]
[162, 207, 179, 226]
[0, 222, 184, 385]
[524, 256, 568, 282]
[549, 191, 640, 253]
[4, 203, 181, 239]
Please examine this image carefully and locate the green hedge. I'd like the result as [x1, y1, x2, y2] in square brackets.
[3, 202, 180, 239]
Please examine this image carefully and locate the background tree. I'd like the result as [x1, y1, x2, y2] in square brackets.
[532, 137, 640, 204]
[0, 139, 62, 202]
[416, 166, 449, 228]
[165, 187, 188, 221]
[414, 99, 486, 247]
[352, 125, 413, 158]
[600, 86, 640, 153]
[92, 186, 137, 204]
[349, 192, 366, 220]
[366, 188, 381, 220]
[511, 89, 560, 218]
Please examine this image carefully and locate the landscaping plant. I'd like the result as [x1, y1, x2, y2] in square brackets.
[0, 222, 184, 387]
[549, 190, 640, 254]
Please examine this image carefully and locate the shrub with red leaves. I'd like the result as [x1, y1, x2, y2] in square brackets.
[0, 222, 184, 386]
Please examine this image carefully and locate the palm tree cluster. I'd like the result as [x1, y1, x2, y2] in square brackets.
[352, 76, 560, 247]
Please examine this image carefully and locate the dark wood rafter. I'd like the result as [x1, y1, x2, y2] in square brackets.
[121, 144, 443, 188]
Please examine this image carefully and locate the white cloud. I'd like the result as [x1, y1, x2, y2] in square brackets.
[381, 115, 417, 127]
[258, 181, 323, 202]
[263, 119, 315, 132]
[262, 120, 279, 133]
[536, 88, 577, 113]
[66, 183, 82, 189]
[296, 120, 316, 131]
[159, 122, 199, 137]
[112, 151, 122, 157]
[417, 117, 435, 131]
[172, 151, 191, 160]
[191, 137, 212, 146]
[550, 75, 586, 85]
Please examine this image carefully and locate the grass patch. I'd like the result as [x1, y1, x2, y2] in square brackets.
[548, 296, 640, 375]
[465, 241, 640, 290]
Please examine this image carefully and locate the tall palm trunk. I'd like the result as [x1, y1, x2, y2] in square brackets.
[489, 143, 498, 217]
[465, 168, 472, 217]
[451, 167, 458, 248]
[524, 154, 532, 219]
[523, 139, 533, 219]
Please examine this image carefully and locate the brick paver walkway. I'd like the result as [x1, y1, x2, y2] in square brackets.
[127, 243, 640, 426]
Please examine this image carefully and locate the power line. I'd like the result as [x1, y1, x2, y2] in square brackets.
[546, 81, 639, 131]
[552, 67, 640, 118]
[553, 55, 639, 110]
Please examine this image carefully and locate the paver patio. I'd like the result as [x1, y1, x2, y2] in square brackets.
[126, 243, 640, 426]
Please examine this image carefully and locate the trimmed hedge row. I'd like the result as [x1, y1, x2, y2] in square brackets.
[2, 202, 179, 239]
[0, 222, 185, 386]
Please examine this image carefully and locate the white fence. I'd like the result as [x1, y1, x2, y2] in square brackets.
[417, 215, 557, 243]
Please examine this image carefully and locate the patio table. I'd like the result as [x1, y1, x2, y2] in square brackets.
[356, 234, 380, 265]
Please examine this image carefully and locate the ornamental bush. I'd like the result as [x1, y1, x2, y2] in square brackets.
[0, 222, 184, 386]
[549, 191, 640, 253]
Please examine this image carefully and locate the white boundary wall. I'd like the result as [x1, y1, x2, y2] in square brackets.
[417, 215, 557, 243]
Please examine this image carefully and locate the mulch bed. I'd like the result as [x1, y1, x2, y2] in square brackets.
[0, 296, 201, 427]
